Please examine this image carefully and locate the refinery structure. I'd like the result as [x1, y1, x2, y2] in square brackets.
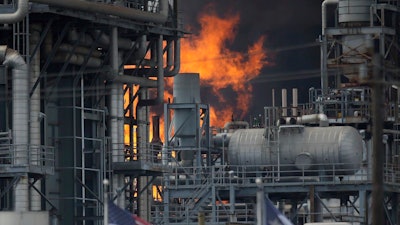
[0, 0, 399, 225]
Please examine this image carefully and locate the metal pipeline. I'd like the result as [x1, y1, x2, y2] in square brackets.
[30, 23, 42, 211]
[321, 0, 339, 35]
[278, 114, 329, 127]
[138, 35, 164, 106]
[164, 39, 180, 77]
[93, 30, 134, 50]
[0, 45, 29, 210]
[0, 0, 28, 24]
[31, 0, 169, 24]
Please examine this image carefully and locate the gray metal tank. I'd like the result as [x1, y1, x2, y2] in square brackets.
[338, 0, 374, 23]
[228, 126, 363, 174]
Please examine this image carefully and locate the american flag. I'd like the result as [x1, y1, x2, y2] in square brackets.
[108, 201, 136, 225]
[265, 197, 293, 225]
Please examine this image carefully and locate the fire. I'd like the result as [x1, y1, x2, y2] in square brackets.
[180, 9, 269, 127]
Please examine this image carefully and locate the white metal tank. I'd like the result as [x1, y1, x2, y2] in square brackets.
[228, 126, 363, 174]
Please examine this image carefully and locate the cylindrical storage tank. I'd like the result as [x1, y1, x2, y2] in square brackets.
[228, 126, 363, 175]
[338, 0, 374, 24]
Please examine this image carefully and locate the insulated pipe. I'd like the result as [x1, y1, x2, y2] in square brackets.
[0, 0, 28, 24]
[31, 0, 169, 24]
[0, 46, 29, 210]
[93, 30, 134, 50]
[322, 0, 339, 35]
[279, 114, 329, 127]
[138, 35, 164, 106]
[30, 24, 42, 211]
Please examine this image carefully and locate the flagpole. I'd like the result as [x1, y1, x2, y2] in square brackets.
[256, 177, 265, 225]
[103, 179, 109, 225]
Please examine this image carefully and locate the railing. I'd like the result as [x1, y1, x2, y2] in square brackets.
[110, 142, 175, 168]
[85, 0, 163, 13]
[164, 163, 400, 188]
[0, 144, 55, 174]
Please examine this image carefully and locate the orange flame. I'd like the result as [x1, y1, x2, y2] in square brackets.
[180, 9, 269, 127]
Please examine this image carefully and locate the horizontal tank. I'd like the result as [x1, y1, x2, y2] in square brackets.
[228, 126, 363, 174]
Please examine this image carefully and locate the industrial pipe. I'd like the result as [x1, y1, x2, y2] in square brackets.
[31, 0, 169, 24]
[164, 39, 181, 77]
[93, 30, 134, 50]
[0, 45, 29, 210]
[108, 74, 157, 87]
[138, 35, 164, 106]
[322, 0, 339, 35]
[279, 114, 329, 127]
[0, 0, 28, 24]
[30, 23, 42, 211]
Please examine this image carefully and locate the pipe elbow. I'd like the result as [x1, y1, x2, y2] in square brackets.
[0, 0, 29, 24]
[3, 48, 27, 69]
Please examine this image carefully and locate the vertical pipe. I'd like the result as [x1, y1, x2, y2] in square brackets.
[0, 47, 29, 211]
[110, 27, 124, 207]
[256, 178, 265, 225]
[272, 89, 275, 107]
[371, 54, 384, 225]
[321, 35, 328, 99]
[292, 88, 298, 116]
[103, 179, 109, 225]
[80, 77, 86, 223]
[30, 24, 42, 211]
[281, 89, 287, 117]
[229, 170, 236, 222]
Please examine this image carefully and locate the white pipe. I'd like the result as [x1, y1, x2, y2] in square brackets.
[0, 0, 28, 24]
[278, 114, 329, 127]
[297, 114, 329, 126]
[322, 0, 339, 35]
[31, 0, 169, 24]
[0, 46, 29, 211]
[110, 27, 125, 208]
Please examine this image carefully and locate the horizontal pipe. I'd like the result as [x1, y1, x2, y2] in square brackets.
[108, 73, 157, 87]
[31, 0, 169, 24]
[278, 114, 329, 127]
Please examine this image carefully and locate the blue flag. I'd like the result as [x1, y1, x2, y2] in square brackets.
[265, 197, 293, 225]
[108, 201, 136, 225]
